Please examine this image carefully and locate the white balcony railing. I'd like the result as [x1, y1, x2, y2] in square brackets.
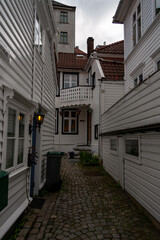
[60, 86, 93, 106]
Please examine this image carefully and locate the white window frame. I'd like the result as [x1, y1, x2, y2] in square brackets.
[132, 3, 141, 47]
[110, 137, 118, 155]
[60, 32, 68, 43]
[62, 110, 78, 134]
[3, 105, 28, 172]
[63, 73, 78, 89]
[133, 73, 143, 87]
[155, 0, 160, 15]
[34, 14, 43, 54]
[60, 11, 68, 23]
[124, 136, 141, 164]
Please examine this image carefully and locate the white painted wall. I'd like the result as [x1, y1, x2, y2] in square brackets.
[124, 1, 160, 93]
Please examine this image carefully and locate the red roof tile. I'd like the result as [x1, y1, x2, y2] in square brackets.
[100, 59, 124, 81]
[57, 52, 87, 70]
[74, 47, 87, 56]
[96, 40, 124, 54]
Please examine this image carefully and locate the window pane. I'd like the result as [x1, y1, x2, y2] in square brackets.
[64, 111, 69, 117]
[156, 0, 160, 14]
[17, 139, 24, 164]
[133, 24, 136, 46]
[64, 119, 69, 132]
[71, 119, 76, 132]
[110, 139, 117, 150]
[19, 113, 25, 137]
[71, 111, 76, 118]
[157, 60, 160, 70]
[137, 17, 141, 40]
[7, 108, 16, 137]
[126, 139, 139, 156]
[6, 139, 15, 168]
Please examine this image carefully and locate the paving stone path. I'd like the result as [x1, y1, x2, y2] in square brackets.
[16, 157, 160, 240]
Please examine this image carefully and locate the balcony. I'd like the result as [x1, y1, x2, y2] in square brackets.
[60, 86, 93, 107]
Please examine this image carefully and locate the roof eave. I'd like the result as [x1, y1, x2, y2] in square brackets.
[113, 0, 133, 24]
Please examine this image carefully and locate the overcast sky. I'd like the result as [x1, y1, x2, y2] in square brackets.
[56, 0, 123, 52]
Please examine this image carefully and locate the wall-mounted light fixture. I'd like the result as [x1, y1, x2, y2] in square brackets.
[29, 111, 45, 134]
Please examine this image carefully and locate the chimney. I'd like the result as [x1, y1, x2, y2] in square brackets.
[87, 37, 94, 58]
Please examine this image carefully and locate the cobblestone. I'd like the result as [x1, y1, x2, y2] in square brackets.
[15, 157, 160, 240]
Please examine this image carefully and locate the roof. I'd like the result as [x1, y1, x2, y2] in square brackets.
[52, 1, 76, 10]
[57, 52, 87, 70]
[74, 47, 87, 56]
[100, 59, 124, 81]
[113, 0, 131, 23]
[95, 40, 124, 54]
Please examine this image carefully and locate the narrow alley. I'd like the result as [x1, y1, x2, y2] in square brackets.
[15, 157, 160, 240]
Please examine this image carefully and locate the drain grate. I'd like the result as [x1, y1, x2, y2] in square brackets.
[30, 198, 45, 209]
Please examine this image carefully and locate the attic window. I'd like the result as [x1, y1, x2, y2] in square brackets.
[156, 0, 160, 15]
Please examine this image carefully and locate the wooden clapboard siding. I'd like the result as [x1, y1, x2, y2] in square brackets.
[0, 168, 28, 227]
[124, 1, 160, 93]
[40, 33, 56, 183]
[124, 134, 160, 221]
[34, 50, 43, 103]
[0, 89, 3, 168]
[1, 0, 33, 98]
[101, 71, 160, 134]
[101, 137, 119, 181]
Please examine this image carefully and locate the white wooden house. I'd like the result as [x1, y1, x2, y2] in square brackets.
[100, 0, 160, 224]
[55, 38, 124, 153]
[0, 0, 58, 238]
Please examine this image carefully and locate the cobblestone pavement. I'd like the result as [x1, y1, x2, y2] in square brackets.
[16, 158, 160, 240]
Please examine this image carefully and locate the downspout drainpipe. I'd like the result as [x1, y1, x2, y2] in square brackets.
[98, 79, 102, 158]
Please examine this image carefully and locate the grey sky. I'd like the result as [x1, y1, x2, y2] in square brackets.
[56, 0, 123, 52]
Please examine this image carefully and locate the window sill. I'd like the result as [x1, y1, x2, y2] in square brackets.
[59, 42, 69, 44]
[124, 154, 142, 165]
[62, 132, 78, 135]
[8, 166, 29, 178]
[59, 22, 69, 24]
[110, 150, 118, 156]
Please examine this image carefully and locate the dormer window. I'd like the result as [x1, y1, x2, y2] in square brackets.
[60, 11, 68, 23]
[132, 3, 141, 46]
[156, 0, 160, 15]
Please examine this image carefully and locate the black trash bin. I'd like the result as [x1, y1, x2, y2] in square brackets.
[46, 152, 64, 191]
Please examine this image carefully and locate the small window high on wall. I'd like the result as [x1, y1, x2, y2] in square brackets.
[156, 0, 160, 15]
[34, 14, 42, 54]
[60, 12, 68, 23]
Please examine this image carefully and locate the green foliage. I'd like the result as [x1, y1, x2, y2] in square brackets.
[80, 151, 100, 166]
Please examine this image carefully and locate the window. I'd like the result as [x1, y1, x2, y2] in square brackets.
[125, 139, 139, 157]
[63, 73, 78, 88]
[157, 60, 160, 71]
[62, 110, 78, 134]
[55, 109, 59, 134]
[6, 108, 25, 169]
[60, 11, 68, 23]
[134, 73, 143, 87]
[110, 139, 117, 151]
[132, 3, 141, 46]
[94, 125, 98, 139]
[60, 32, 68, 43]
[156, 0, 160, 15]
[34, 14, 42, 54]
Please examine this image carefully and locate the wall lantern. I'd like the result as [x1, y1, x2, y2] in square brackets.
[29, 111, 45, 134]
